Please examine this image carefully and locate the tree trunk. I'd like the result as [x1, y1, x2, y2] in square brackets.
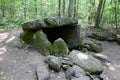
[74, 0, 76, 17]
[9, 0, 16, 17]
[68, 0, 74, 17]
[62, 0, 66, 17]
[23, 0, 27, 19]
[114, 0, 118, 32]
[1, 0, 5, 17]
[76, 0, 80, 18]
[95, 0, 104, 28]
[35, 0, 37, 17]
[58, 0, 61, 17]
[100, 0, 106, 21]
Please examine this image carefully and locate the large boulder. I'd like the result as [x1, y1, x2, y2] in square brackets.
[22, 17, 78, 31]
[20, 31, 35, 44]
[33, 30, 52, 55]
[44, 17, 78, 27]
[52, 38, 69, 56]
[69, 50, 104, 74]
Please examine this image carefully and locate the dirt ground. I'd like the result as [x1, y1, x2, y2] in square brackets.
[0, 28, 120, 80]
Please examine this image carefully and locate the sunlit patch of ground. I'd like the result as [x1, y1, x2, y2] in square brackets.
[0, 32, 9, 42]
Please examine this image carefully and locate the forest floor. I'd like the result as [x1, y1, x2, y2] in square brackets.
[0, 28, 120, 80]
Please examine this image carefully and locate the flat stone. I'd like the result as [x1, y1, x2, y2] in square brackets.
[22, 17, 78, 31]
[36, 65, 50, 80]
[72, 65, 86, 77]
[45, 56, 62, 71]
[69, 50, 104, 74]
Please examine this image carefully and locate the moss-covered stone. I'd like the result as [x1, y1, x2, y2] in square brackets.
[33, 30, 52, 55]
[20, 31, 35, 44]
[89, 43, 103, 53]
[52, 38, 69, 56]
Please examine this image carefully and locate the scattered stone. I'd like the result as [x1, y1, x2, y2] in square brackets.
[52, 38, 69, 56]
[65, 67, 75, 79]
[69, 50, 104, 74]
[88, 42, 103, 53]
[65, 65, 87, 79]
[73, 65, 86, 77]
[45, 56, 62, 71]
[49, 71, 66, 80]
[93, 78, 100, 80]
[36, 65, 50, 80]
[62, 56, 73, 66]
[33, 30, 52, 55]
[62, 64, 70, 70]
[80, 48, 88, 52]
[71, 76, 90, 80]
[93, 54, 110, 63]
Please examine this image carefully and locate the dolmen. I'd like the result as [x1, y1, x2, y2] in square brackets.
[20, 16, 82, 56]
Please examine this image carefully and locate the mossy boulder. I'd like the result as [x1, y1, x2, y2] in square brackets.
[33, 30, 52, 55]
[89, 42, 103, 53]
[20, 31, 35, 44]
[52, 38, 69, 56]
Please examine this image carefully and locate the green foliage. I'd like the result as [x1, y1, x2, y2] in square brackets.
[0, 0, 120, 30]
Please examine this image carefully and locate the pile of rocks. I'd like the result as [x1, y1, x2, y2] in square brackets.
[88, 32, 120, 45]
[36, 50, 109, 80]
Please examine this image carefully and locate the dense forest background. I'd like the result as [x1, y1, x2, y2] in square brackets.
[0, 0, 120, 30]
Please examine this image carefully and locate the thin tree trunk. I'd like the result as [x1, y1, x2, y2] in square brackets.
[114, 0, 118, 32]
[68, 0, 74, 17]
[23, 0, 27, 19]
[1, 0, 5, 17]
[76, 0, 80, 18]
[35, 0, 37, 17]
[100, 0, 106, 21]
[74, 0, 76, 17]
[95, 0, 104, 28]
[62, 0, 65, 17]
[58, 0, 61, 17]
